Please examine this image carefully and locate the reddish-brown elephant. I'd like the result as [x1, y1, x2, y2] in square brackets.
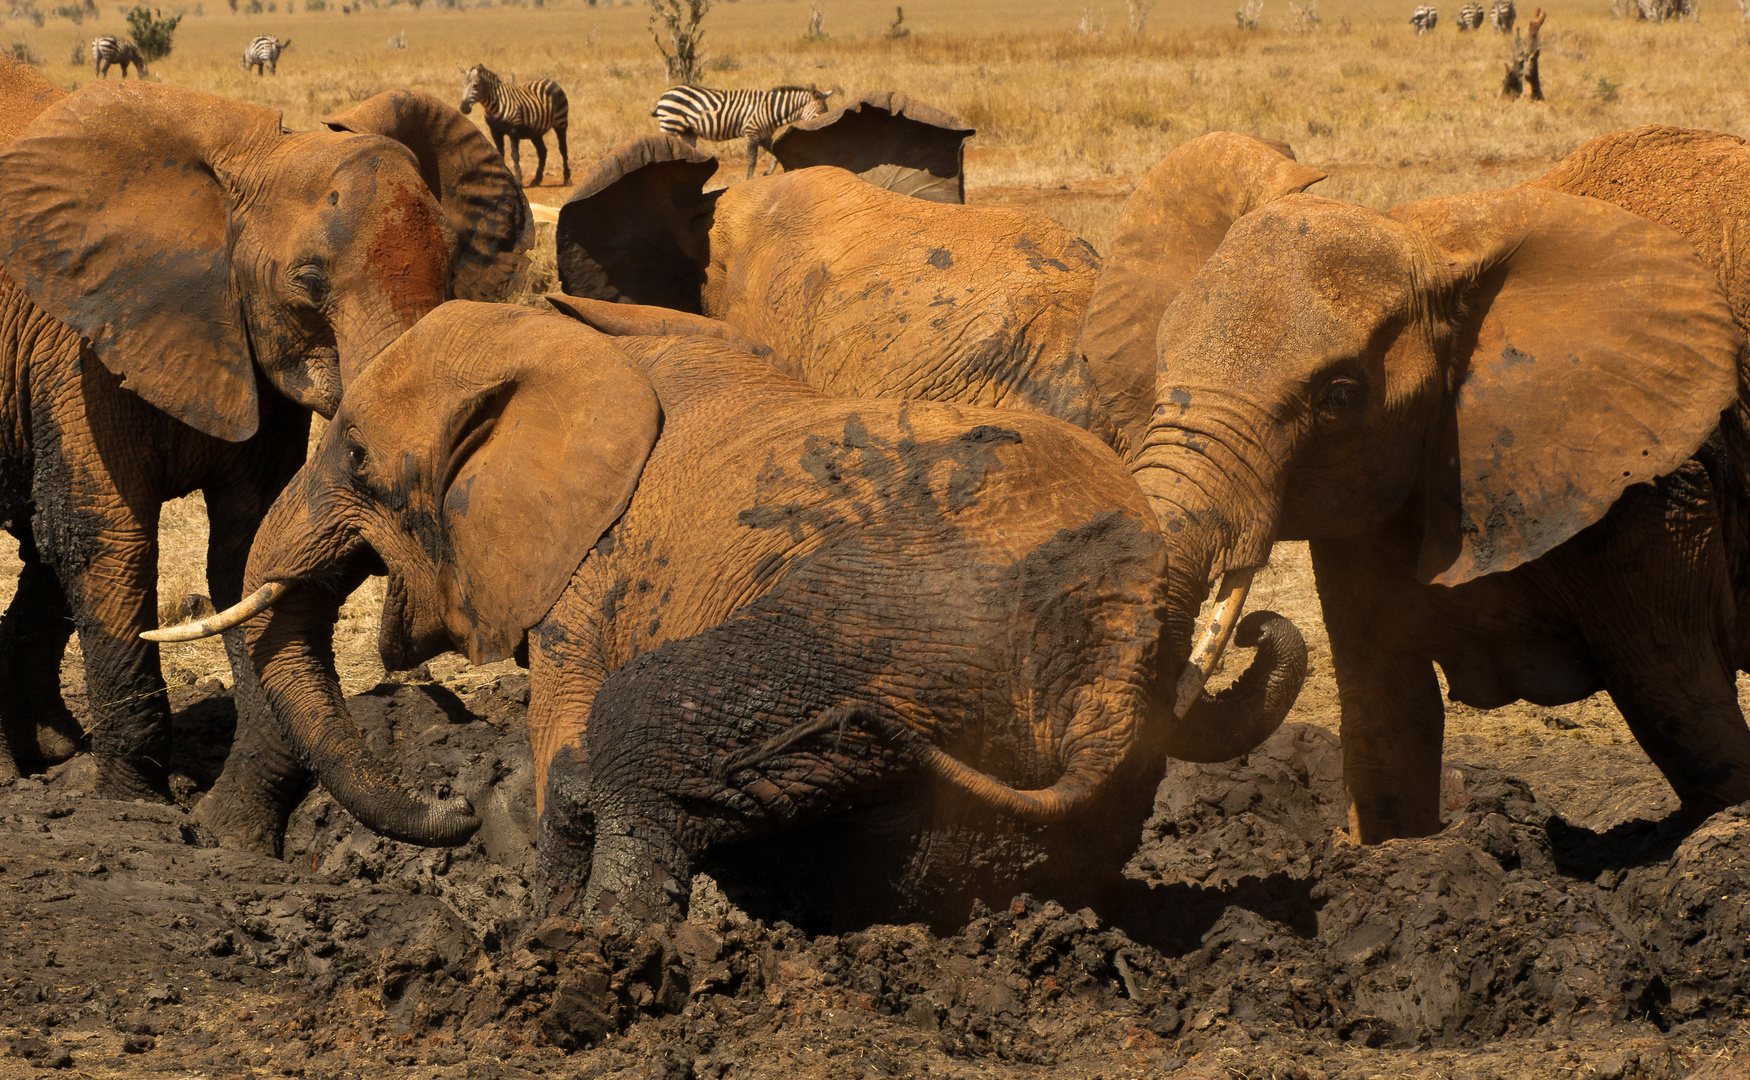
[154, 300, 1305, 927]
[0, 72, 529, 838]
[1129, 153, 1750, 842]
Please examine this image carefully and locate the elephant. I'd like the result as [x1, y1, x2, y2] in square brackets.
[153, 298, 1305, 927]
[555, 135, 1114, 441]
[767, 90, 975, 204]
[556, 130, 1324, 748]
[1127, 157, 1750, 842]
[0, 77, 530, 830]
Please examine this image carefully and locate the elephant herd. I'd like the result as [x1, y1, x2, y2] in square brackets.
[1, 54, 1748, 931]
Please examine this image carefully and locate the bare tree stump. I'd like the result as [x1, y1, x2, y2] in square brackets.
[1501, 7, 1546, 100]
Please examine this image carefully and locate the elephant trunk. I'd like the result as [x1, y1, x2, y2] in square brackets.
[1133, 404, 1305, 760]
[241, 486, 480, 847]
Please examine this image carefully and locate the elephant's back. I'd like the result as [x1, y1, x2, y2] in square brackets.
[1529, 126, 1750, 331]
[0, 57, 66, 150]
[713, 169, 1110, 440]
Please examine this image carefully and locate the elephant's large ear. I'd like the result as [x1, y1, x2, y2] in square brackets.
[1079, 132, 1326, 456]
[1396, 187, 1743, 586]
[406, 303, 660, 663]
[0, 83, 280, 441]
[769, 91, 974, 204]
[323, 89, 532, 302]
[555, 135, 719, 312]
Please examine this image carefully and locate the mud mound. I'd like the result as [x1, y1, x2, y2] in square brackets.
[1, 683, 1748, 1078]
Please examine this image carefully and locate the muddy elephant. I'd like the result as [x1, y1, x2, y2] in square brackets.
[155, 299, 1304, 926]
[1130, 153, 1750, 841]
[0, 78, 529, 821]
[555, 135, 1114, 440]
[556, 131, 1325, 731]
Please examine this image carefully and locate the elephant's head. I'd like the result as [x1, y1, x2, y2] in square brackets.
[768, 90, 975, 204]
[0, 83, 530, 441]
[169, 302, 657, 844]
[1136, 183, 1742, 660]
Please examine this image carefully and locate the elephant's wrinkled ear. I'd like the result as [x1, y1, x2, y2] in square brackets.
[555, 135, 719, 312]
[323, 89, 532, 302]
[769, 91, 973, 204]
[1080, 132, 1325, 457]
[432, 304, 660, 663]
[0, 83, 277, 441]
[1396, 187, 1742, 586]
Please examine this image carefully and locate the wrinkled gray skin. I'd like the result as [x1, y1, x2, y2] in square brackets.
[0, 77, 529, 850]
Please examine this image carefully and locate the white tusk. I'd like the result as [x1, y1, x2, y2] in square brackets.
[141, 582, 290, 643]
[1172, 568, 1256, 719]
[529, 204, 560, 225]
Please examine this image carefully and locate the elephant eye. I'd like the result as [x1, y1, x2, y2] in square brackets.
[344, 435, 366, 474]
[292, 263, 330, 306]
[1315, 377, 1365, 425]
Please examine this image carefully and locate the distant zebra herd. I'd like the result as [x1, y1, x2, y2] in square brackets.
[1411, 0, 1514, 33]
[89, 34, 290, 78]
[459, 63, 571, 188]
[652, 84, 834, 179]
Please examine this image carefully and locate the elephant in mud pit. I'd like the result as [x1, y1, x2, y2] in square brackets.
[154, 300, 1305, 927]
[556, 130, 1326, 729]
[555, 135, 1113, 439]
[1134, 165, 1750, 842]
[0, 78, 529, 826]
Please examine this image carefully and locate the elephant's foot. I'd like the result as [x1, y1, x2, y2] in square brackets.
[196, 710, 311, 858]
[584, 819, 692, 924]
[93, 754, 172, 803]
[192, 781, 297, 857]
[535, 744, 596, 917]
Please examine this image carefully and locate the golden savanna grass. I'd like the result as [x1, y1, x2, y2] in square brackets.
[1, 0, 1748, 712]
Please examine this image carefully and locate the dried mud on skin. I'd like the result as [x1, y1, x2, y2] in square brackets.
[2, 680, 1749, 1079]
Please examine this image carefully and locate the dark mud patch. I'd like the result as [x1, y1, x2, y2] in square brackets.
[1, 681, 1747, 1078]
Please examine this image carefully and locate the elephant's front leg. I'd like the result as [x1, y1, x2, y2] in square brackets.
[0, 526, 81, 772]
[1312, 538, 1447, 842]
[195, 458, 313, 856]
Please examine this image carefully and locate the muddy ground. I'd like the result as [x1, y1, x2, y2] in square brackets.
[3, 541, 1750, 1079]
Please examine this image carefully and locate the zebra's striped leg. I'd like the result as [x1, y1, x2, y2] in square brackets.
[531, 136, 548, 187]
[509, 137, 525, 187]
[555, 122, 570, 185]
[745, 138, 760, 180]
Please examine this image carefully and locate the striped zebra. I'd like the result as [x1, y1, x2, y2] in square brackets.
[243, 36, 289, 76]
[459, 64, 570, 188]
[1409, 4, 1438, 31]
[1489, 0, 1516, 31]
[1456, 2, 1485, 28]
[651, 85, 835, 179]
[89, 35, 146, 79]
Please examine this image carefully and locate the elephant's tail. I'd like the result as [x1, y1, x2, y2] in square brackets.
[714, 700, 1115, 825]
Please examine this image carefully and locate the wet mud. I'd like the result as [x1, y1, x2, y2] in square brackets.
[2, 674, 1748, 1079]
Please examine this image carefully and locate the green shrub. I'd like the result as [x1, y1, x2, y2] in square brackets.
[124, 3, 181, 60]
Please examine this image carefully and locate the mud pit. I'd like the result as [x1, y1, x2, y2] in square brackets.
[3, 639, 1749, 1078]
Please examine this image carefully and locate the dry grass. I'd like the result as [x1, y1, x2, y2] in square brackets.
[2, 0, 1750, 726]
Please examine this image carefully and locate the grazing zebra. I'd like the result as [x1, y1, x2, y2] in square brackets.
[1456, 2, 1485, 28]
[1410, 4, 1439, 31]
[651, 85, 835, 179]
[459, 64, 570, 188]
[90, 35, 146, 79]
[1490, 0, 1516, 31]
[243, 36, 289, 75]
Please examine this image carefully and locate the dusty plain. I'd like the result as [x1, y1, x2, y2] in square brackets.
[1, 0, 1749, 1076]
